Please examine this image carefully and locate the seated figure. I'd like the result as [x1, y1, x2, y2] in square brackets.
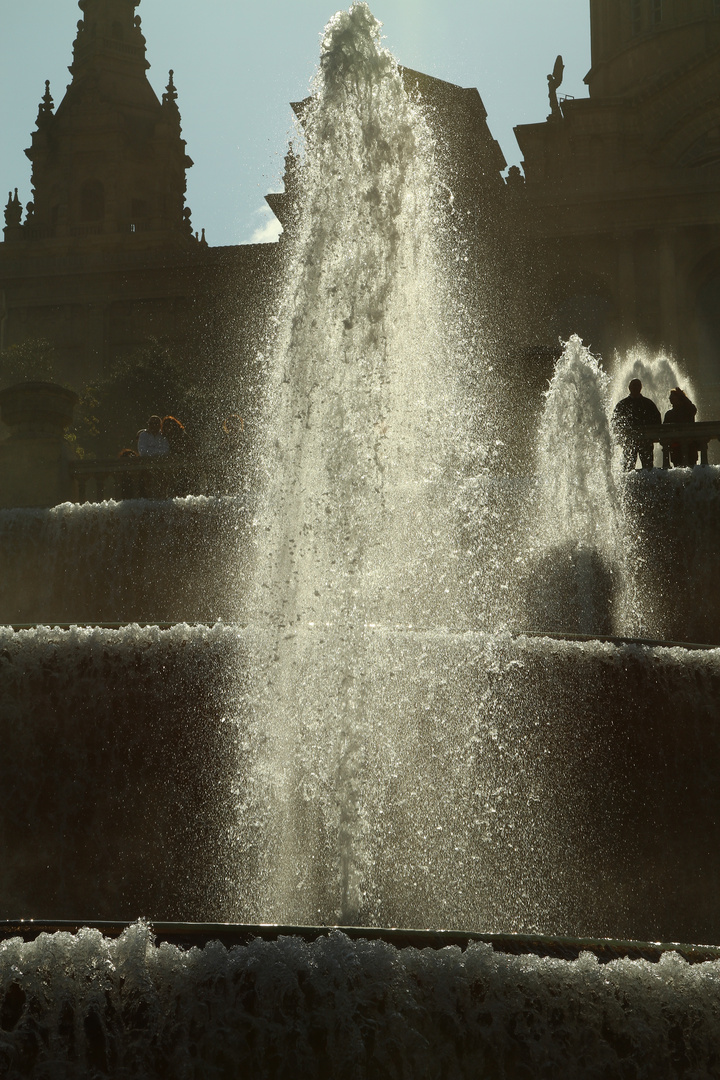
[137, 415, 169, 458]
[663, 387, 698, 467]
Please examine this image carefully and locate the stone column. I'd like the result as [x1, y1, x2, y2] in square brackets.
[0, 381, 78, 508]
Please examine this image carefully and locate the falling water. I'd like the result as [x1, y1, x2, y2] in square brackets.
[609, 346, 711, 638]
[4, 924, 720, 1079]
[0, 496, 249, 624]
[523, 336, 622, 635]
[611, 344, 696, 439]
[247, 4, 472, 925]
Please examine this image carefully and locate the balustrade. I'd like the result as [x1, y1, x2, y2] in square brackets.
[70, 456, 214, 503]
[641, 420, 720, 468]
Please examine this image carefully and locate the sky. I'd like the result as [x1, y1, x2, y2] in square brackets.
[0, 1, 591, 247]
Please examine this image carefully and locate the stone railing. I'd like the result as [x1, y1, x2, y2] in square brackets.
[641, 421, 720, 468]
[70, 456, 214, 503]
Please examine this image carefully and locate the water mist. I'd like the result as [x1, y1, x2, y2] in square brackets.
[523, 335, 622, 636]
[246, 4, 473, 926]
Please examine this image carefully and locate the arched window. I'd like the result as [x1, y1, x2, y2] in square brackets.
[631, 0, 642, 35]
[111, 21, 123, 40]
[653, 0, 662, 26]
[80, 180, 104, 222]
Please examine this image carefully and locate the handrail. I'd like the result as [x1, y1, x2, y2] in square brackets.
[69, 455, 220, 502]
[640, 420, 720, 468]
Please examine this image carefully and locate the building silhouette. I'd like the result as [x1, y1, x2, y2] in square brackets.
[2, 0, 720, 416]
[0, 0, 274, 402]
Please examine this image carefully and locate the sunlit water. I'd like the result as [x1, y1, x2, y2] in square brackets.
[3, 923, 720, 1080]
[611, 344, 696, 444]
[522, 336, 622, 635]
[246, 3, 478, 926]
[520, 337, 713, 638]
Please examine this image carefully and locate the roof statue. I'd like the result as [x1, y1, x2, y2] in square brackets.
[547, 54, 564, 121]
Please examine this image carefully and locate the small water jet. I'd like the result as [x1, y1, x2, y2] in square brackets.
[523, 335, 622, 636]
[610, 344, 696, 438]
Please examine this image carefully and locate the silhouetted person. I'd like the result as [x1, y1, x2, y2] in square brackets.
[137, 415, 169, 457]
[663, 387, 698, 467]
[612, 379, 661, 470]
[162, 415, 193, 454]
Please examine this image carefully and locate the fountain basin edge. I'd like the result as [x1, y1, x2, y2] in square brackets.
[2, 920, 720, 965]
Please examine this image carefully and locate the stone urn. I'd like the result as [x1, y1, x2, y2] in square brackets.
[0, 380, 78, 439]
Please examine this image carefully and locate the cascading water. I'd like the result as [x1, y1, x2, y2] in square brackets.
[247, 3, 474, 926]
[521, 337, 720, 641]
[0, 496, 249, 624]
[4, 924, 720, 1080]
[522, 335, 622, 635]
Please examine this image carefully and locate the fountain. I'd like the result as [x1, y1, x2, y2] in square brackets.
[2, 4, 720, 1074]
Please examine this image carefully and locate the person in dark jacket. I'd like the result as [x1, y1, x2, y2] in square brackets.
[612, 378, 662, 470]
[663, 387, 698, 467]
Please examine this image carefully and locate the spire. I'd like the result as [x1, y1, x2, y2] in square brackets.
[162, 69, 178, 109]
[162, 69, 181, 129]
[17, 0, 197, 252]
[35, 81, 55, 129]
[4, 190, 22, 229]
[71, 0, 149, 77]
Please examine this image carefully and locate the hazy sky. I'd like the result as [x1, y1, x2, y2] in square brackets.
[0, 1, 591, 246]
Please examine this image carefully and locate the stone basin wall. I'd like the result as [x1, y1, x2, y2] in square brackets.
[2, 625, 719, 945]
[0, 496, 251, 625]
[0, 624, 249, 922]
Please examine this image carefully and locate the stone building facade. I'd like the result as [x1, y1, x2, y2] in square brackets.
[513, 0, 720, 410]
[0, 0, 275, 395]
[2, 0, 720, 415]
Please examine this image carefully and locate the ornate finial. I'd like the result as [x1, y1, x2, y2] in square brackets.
[505, 165, 525, 194]
[133, 13, 146, 48]
[182, 206, 193, 236]
[36, 80, 55, 129]
[547, 55, 564, 121]
[162, 69, 178, 109]
[4, 189, 23, 228]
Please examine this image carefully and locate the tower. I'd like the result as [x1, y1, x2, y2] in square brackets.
[4, 0, 199, 253]
[0, 0, 238, 390]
